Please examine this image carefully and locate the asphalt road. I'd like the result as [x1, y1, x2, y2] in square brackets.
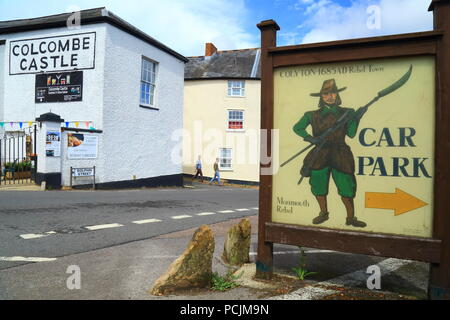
[0, 184, 258, 270]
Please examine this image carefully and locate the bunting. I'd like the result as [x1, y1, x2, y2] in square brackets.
[0, 121, 94, 129]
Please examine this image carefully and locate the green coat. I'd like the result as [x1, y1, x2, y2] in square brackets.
[293, 105, 360, 176]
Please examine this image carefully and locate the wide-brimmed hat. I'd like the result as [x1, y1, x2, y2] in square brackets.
[310, 79, 346, 97]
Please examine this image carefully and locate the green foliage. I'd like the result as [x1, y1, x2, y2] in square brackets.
[292, 266, 318, 281]
[291, 247, 318, 281]
[4, 160, 32, 171]
[211, 271, 243, 291]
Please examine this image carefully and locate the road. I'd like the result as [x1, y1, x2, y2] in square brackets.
[0, 185, 258, 270]
[0, 184, 429, 300]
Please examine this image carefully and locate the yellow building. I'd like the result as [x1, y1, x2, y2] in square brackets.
[183, 43, 261, 185]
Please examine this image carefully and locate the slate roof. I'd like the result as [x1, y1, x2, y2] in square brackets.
[185, 48, 261, 80]
[0, 7, 187, 62]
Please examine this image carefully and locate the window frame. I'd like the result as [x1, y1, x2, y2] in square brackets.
[140, 57, 158, 109]
[219, 148, 233, 171]
[227, 109, 245, 132]
[227, 80, 245, 97]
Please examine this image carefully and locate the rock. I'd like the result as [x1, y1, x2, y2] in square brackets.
[150, 225, 215, 296]
[222, 218, 251, 266]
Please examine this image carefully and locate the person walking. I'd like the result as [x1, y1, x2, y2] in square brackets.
[192, 155, 204, 183]
[209, 158, 223, 186]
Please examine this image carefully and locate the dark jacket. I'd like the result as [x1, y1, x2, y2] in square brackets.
[293, 105, 360, 176]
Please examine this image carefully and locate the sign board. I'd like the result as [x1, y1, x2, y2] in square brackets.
[72, 167, 95, 177]
[9, 32, 96, 75]
[67, 133, 98, 159]
[256, 3, 450, 299]
[70, 166, 96, 190]
[46, 131, 61, 157]
[273, 56, 434, 238]
[35, 71, 83, 103]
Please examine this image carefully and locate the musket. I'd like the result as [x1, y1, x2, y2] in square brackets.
[280, 65, 413, 171]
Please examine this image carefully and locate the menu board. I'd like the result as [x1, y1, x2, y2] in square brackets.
[36, 71, 83, 103]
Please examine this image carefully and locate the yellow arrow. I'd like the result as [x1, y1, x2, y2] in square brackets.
[365, 188, 428, 216]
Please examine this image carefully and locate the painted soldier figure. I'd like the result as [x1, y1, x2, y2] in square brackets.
[293, 79, 367, 228]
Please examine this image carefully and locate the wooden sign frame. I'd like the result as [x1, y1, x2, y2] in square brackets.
[256, 0, 450, 300]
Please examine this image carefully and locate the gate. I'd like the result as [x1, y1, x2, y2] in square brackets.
[0, 125, 37, 185]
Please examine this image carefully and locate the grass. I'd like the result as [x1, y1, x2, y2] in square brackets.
[291, 247, 318, 281]
[211, 271, 243, 291]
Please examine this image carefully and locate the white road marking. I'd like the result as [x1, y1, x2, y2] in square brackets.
[171, 215, 192, 220]
[132, 219, 162, 225]
[0, 256, 57, 262]
[252, 207, 259, 210]
[85, 223, 123, 231]
[250, 249, 346, 256]
[20, 234, 47, 239]
[197, 212, 216, 216]
[20, 231, 58, 240]
[236, 208, 250, 212]
[218, 210, 235, 213]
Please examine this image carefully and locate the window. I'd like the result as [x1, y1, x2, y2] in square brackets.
[228, 110, 244, 130]
[140, 58, 157, 106]
[219, 148, 232, 170]
[227, 80, 245, 97]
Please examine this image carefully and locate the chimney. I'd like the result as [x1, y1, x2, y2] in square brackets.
[205, 43, 217, 57]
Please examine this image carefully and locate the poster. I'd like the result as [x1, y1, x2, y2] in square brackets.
[273, 56, 435, 238]
[67, 134, 98, 159]
[35, 71, 83, 103]
[46, 131, 61, 157]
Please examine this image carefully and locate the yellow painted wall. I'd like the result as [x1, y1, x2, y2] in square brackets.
[273, 56, 435, 238]
[183, 79, 261, 183]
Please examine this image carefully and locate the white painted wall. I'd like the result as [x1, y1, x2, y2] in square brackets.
[0, 43, 4, 136]
[0, 25, 106, 130]
[101, 24, 184, 183]
[0, 22, 185, 186]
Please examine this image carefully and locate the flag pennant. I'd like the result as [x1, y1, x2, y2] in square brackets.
[0, 122, 4, 127]
[19, 122, 23, 128]
[75, 122, 79, 128]
[28, 121, 33, 127]
[10, 122, 13, 128]
[65, 122, 69, 127]
[85, 122, 90, 128]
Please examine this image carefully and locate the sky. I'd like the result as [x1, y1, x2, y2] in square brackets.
[0, 0, 434, 57]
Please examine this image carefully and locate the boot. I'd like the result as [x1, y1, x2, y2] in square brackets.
[312, 212, 329, 225]
[346, 217, 367, 228]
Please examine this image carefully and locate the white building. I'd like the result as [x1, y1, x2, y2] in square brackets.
[0, 8, 186, 189]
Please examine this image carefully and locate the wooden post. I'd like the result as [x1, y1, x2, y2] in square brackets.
[256, 20, 279, 279]
[429, 0, 450, 300]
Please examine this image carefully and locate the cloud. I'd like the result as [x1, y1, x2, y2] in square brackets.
[103, 0, 258, 56]
[298, 0, 433, 44]
[0, 0, 258, 56]
[279, 32, 301, 45]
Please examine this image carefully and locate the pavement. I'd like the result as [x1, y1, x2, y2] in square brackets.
[0, 182, 41, 191]
[0, 214, 430, 300]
